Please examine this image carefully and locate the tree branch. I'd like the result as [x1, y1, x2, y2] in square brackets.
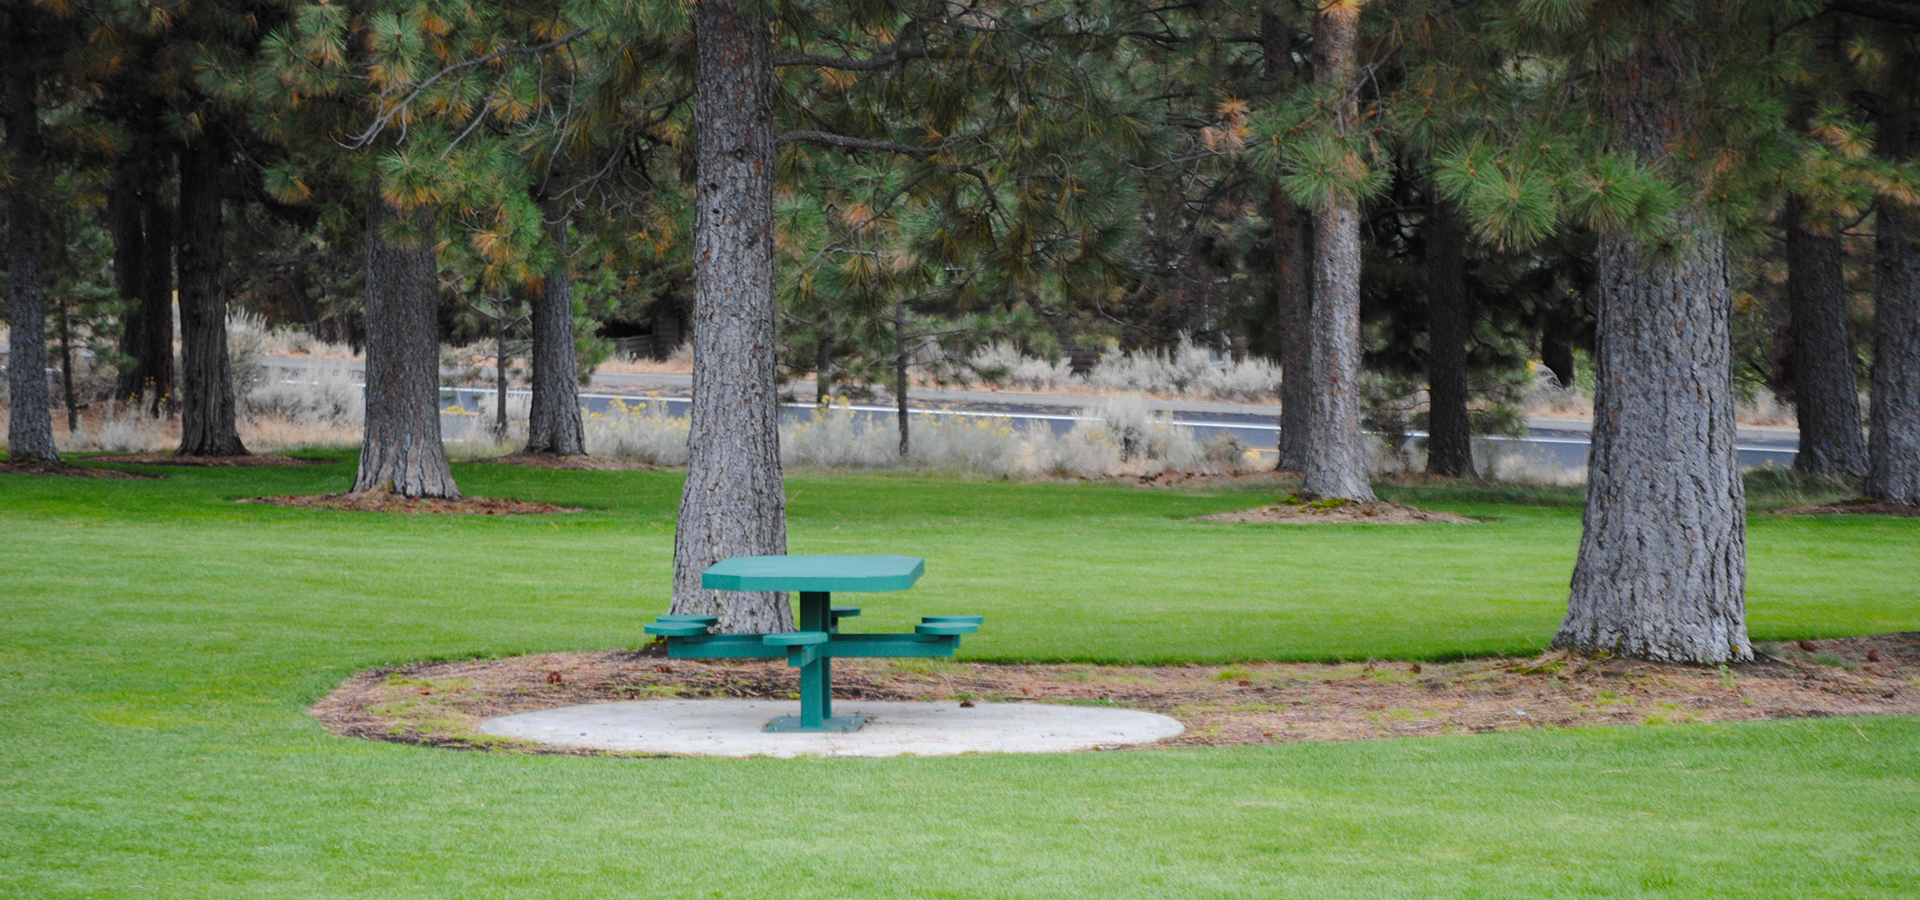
[776, 129, 936, 156]
[772, 48, 945, 70]
[346, 28, 591, 148]
[776, 131, 997, 208]
[1830, 0, 1920, 27]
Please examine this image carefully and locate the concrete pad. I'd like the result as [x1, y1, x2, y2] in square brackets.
[476, 699, 1184, 758]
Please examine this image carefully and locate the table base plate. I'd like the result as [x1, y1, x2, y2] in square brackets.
[763, 714, 867, 733]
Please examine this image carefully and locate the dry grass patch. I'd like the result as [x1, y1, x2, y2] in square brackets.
[468, 453, 657, 472]
[1197, 496, 1474, 524]
[313, 632, 1920, 753]
[91, 453, 322, 467]
[0, 459, 158, 479]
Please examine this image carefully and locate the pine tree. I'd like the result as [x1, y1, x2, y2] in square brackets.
[1848, 10, 1920, 504]
[596, 0, 1153, 624]
[85, 0, 283, 456]
[1776, 18, 1872, 477]
[1425, 0, 1836, 662]
[3, 1, 71, 464]
[1422, 194, 1473, 476]
[524, 190, 584, 455]
[1390, 0, 1870, 661]
[1297, 0, 1377, 500]
[1263, 7, 1316, 473]
[1247, 0, 1393, 499]
[1782, 190, 1868, 476]
[241, 0, 592, 494]
[663, 0, 790, 631]
[176, 126, 248, 456]
[103, 94, 175, 413]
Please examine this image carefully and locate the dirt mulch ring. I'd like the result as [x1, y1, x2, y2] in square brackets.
[0, 460, 158, 479]
[1197, 498, 1474, 524]
[1773, 499, 1920, 517]
[91, 453, 324, 468]
[468, 452, 655, 472]
[313, 632, 1920, 754]
[1127, 469, 1293, 488]
[241, 492, 580, 515]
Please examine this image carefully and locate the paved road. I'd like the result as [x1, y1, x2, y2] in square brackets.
[257, 356, 1800, 470]
[417, 366, 1801, 472]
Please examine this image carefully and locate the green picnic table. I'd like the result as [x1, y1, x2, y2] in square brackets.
[642, 555, 982, 733]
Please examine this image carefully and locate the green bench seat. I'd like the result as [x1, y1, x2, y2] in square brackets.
[656, 614, 719, 625]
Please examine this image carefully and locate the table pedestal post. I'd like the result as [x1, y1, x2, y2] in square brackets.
[764, 590, 865, 733]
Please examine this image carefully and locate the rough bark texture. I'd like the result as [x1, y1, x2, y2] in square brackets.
[895, 302, 910, 456]
[1869, 202, 1920, 503]
[55, 299, 75, 430]
[1424, 198, 1473, 477]
[1300, 1, 1374, 501]
[669, 0, 791, 634]
[141, 187, 176, 410]
[1868, 103, 1920, 505]
[110, 156, 175, 410]
[108, 171, 150, 400]
[4, 21, 58, 463]
[525, 199, 584, 455]
[355, 195, 460, 498]
[1557, 40, 1749, 664]
[174, 135, 247, 457]
[1782, 196, 1866, 476]
[1273, 187, 1315, 472]
[1264, 10, 1314, 472]
[493, 298, 509, 437]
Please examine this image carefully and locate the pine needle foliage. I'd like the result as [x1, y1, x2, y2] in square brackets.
[1395, 0, 1834, 256]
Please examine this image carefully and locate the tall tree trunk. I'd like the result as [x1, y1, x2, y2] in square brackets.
[142, 186, 176, 414]
[1782, 196, 1866, 476]
[815, 323, 833, 407]
[1425, 197, 1473, 477]
[355, 194, 459, 497]
[1867, 101, 1920, 505]
[109, 170, 151, 402]
[1869, 202, 1920, 503]
[1300, 0, 1374, 501]
[895, 301, 910, 457]
[175, 134, 247, 457]
[654, 309, 681, 360]
[57, 299, 76, 432]
[4, 19, 59, 463]
[494, 295, 509, 439]
[669, 0, 790, 634]
[525, 198, 584, 455]
[1264, 7, 1314, 472]
[1557, 41, 1749, 664]
[1273, 187, 1315, 472]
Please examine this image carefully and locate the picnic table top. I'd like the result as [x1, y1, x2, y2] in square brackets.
[701, 555, 925, 593]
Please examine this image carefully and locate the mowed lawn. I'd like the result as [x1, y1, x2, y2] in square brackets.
[2, 458, 1917, 898]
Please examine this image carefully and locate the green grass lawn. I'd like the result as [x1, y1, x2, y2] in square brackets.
[2, 458, 1917, 898]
